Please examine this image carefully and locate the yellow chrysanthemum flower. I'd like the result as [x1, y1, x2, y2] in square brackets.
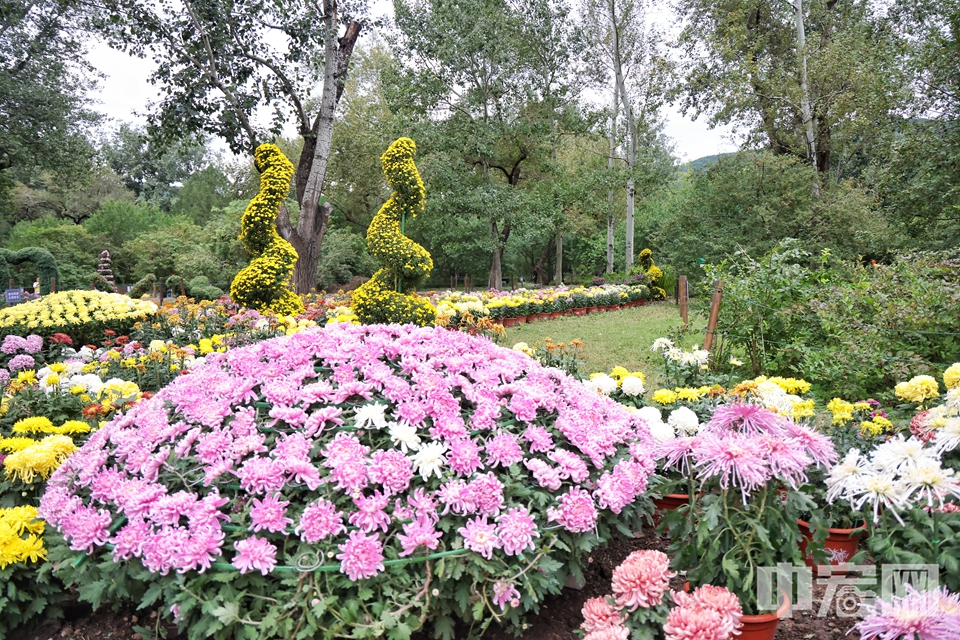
[652, 389, 678, 405]
[944, 363, 960, 391]
[12, 416, 55, 434]
[3, 435, 77, 483]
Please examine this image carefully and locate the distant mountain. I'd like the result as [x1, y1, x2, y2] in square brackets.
[679, 152, 733, 172]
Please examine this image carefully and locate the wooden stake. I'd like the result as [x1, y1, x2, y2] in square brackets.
[50, 277, 56, 294]
[703, 280, 724, 352]
[679, 275, 689, 325]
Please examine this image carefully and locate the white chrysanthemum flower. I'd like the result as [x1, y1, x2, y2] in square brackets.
[354, 402, 389, 430]
[649, 421, 676, 443]
[900, 459, 960, 508]
[680, 351, 699, 366]
[667, 406, 699, 436]
[637, 406, 663, 424]
[871, 435, 936, 474]
[946, 388, 960, 411]
[665, 347, 683, 362]
[185, 356, 207, 370]
[933, 419, 960, 454]
[66, 373, 104, 394]
[826, 448, 869, 503]
[650, 338, 674, 352]
[585, 374, 618, 396]
[729, 357, 744, 367]
[691, 348, 709, 366]
[388, 421, 421, 453]
[620, 376, 645, 397]
[851, 473, 908, 524]
[412, 442, 447, 480]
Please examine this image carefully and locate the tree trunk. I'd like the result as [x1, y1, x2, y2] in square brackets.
[610, 0, 638, 270]
[533, 237, 554, 286]
[792, 0, 820, 196]
[488, 220, 510, 290]
[554, 231, 563, 285]
[277, 0, 362, 293]
[625, 176, 635, 269]
[607, 80, 618, 274]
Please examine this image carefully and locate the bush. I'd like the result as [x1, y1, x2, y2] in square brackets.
[129, 273, 157, 299]
[316, 229, 377, 291]
[187, 275, 224, 301]
[44, 325, 654, 640]
[704, 240, 960, 399]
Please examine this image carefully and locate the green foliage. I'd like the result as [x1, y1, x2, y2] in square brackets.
[651, 152, 888, 281]
[0, 247, 59, 294]
[170, 165, 237, 225]
[91, 274, 116, 293]
[187, 276, 224, 301]
[129, 273, 157, 299]
[126, 220, 203, 283]
[704, 240, 960, 399]
[864, 507, 960, 594]
[6, 218, 107, 284]
[84, 199, 174, 248]
[316, 229, 377, 291]
[0, 560, 66, 638]
[165, 275, 187, 296]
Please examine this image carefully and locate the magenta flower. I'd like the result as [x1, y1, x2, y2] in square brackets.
[706, 402, 784, 434]
[248, 493, 293, 533]
[496, 506, 539, 556]
[231, 536, 277, 575]
[336, 530, 385, 581]
[593, 466, 637, 515]
[7, 353, 35, 371]
[235, 457, 287, 494]
[397, 516, 442, 557]
[549, 449, 590, 483]
[491, 580, 521, 610]
[60, 504, 113, 552]
[24, 334, 43, 354]
[1, 335, 26, 354]
[693, 432, 771, 502]
[485, 431, 524, 468]
[447, 437, 483, 476]
[348, 491, 391, 533]
[467, 473, 505, 516]
[525, 458, 563, 491]
[458, 516, 500, 559]
[548, 486, 598, 533]
[438, 479, 477, 515]
[657, 436, 698, 475]
[367, 449, 414, 495]
[522, 425, 554, 453]
[296, 498, 345, 543]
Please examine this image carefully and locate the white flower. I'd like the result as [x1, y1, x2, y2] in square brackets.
[826, 448, 868, 503]
[900, 459, 960, 508]
[946, 388, 960, 411]
[729, 357, 744, 367]
[185, 356, 206, 370]
[636, 406, 663, 424]
[691, 348, 710, 366]
[664, 347, 683, 362]
[412, 442, 447, 480]
[649, 421, 676, 443]
[620, 376, 645, 397]
[650, 338, 674, 352]
[851, 473, 908, 524]
[667, 407, 700, 436]
[585, 374, 617, 396]
[871, 435, 936, 474]
[933, 419, 960, 454]
[388, 421, 421, 453]
[354, 402, 389, 430]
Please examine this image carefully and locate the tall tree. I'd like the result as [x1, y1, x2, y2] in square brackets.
[0, 0, 98, 210]
[94, 0, 363, 292]
[582, 0, 674, 270]
[672, 0, 906, 178]
[391, 0, 587, 288]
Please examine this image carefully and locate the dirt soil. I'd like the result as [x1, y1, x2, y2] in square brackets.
[11, 529, 862, 640]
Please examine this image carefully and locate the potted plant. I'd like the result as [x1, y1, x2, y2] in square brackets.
[657, 403, 837, 637]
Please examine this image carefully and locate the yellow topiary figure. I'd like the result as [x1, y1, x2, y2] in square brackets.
[230, 144, 304, 316]
[352, 138, 436, 326]
[638, 248, 667, 300]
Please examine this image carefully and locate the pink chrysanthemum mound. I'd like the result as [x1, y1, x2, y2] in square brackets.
[41, 324, 655, 589]
[612, 549, 676, 611]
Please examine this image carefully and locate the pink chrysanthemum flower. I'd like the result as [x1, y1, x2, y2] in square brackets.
[491, 580, 521, 610]
[547, 486, 598, 533]
[754, 433, 811, 489]
[583, 625, 629, 640]
[706, 402, 784, 435]
[438, 479, 477, 515]
[496, 506, 539, 556]
[231, 536, 277, 575]
[593, 466, 637, 515]
[447, 437, 483, 476]
[663, 602, 730, 640]
[348, 491, 391, 533]
[367, 449, 414, 495]
[525, 458, 563, 491]
[693, 432, 771, 502]
[672, 585, 743, 639]
[296, 498, 345, 543]
[336, 530, 385, 581]
[397, 516, 442, 557]
[783, 421, 838, 467]
[235, 457, 287, 494]
[549, 449, 590, 483]
[248, 493, 293, 533]
[611, 549, 675, 611]
[523, 425, 554, 453]
[485, 431, 525, 468]
[856, 586, 960, 640]
[580, 596, 623, 632]
[458, 516, 500, 559]
[657, 436, 698, 475]
[329, 457, 369, 493]
[468, 472, 505, 516]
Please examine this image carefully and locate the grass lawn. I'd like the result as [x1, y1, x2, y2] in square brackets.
[503, 301, 708, 385]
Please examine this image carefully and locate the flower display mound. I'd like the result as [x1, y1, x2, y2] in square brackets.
[42, 323, 655, 640]
[0, 290, 157, 345]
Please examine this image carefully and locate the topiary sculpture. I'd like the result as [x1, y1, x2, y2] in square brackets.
[230, 144, 304, 316]
[0, 248, 60, 294]
[352, 138, 436, 326]
[638, 248, 667, 300]
[129, 274, 157, 299]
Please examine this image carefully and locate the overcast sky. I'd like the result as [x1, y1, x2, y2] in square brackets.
[85, 2, 739, 163]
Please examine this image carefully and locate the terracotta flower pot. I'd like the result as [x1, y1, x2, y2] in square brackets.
[797, 518, 867, 575]
[550, 312, 561, 320]
[514, 315, 526, 325]
[587, 306, 599, 314]
[651, 493, 691, 527]
[501, 317, 517, 328]
[573, 308, 586, 316]
[739, 590, 792, 640]
[538, 313, 550, 321]
[526, 314, 538, 323]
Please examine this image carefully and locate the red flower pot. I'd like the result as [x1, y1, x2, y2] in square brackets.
[538, 313, 550, 321]
[573, 308, 586, 316]
[501, 317, 517, 328]
[550, 312, 561, 320]
[739, 591, 791, 640]
[587, 306, 599, 314]
[526, 314, 538, 323]
[797, 519, 867, 575]
[514, 315, 526, 325]
[651, 493, 691, 527]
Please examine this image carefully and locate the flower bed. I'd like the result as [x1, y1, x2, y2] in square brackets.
[43, 324, 655, 640]
[0, 291, 157, 345]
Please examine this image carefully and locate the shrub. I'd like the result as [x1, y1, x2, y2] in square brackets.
[44, 324, 654, 640]
[187, 276, 224, 301]
[129, 274, 157, 299]
[0, 248, 60, 295]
